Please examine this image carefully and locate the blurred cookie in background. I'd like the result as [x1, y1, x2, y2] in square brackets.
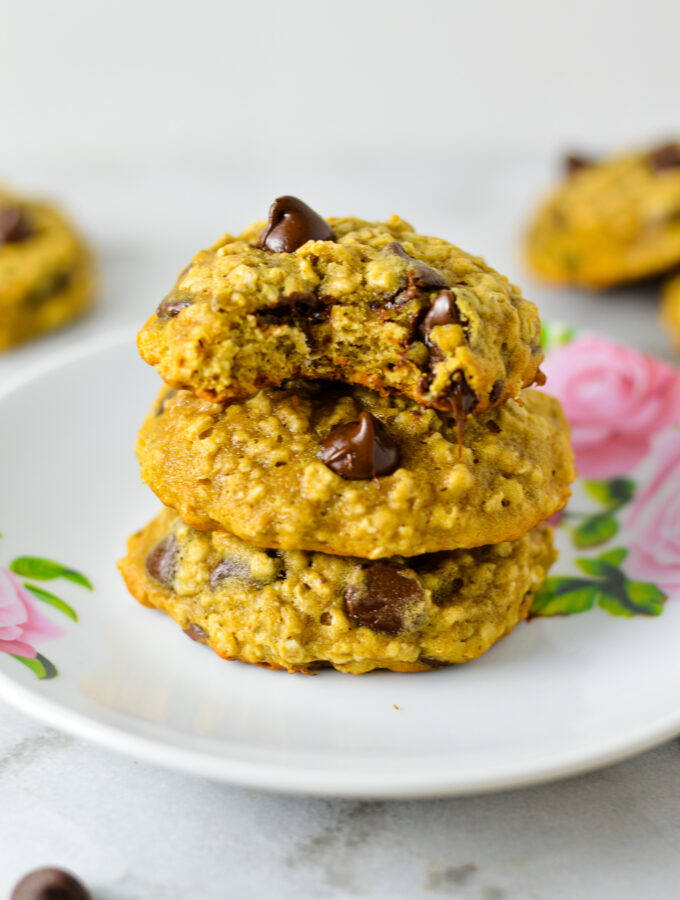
[525, 141, 680, 289]
[0, 186, 93, 351]
[661, 271, 680, 350]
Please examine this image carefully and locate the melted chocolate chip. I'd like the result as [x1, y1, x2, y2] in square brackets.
[256, 291, 329, 326]
[489, 379, 504, 405]
[11, 867, 90, 900]
[258, 196, 334, 253]
[156, 292, 193, 319]
[421, 289, 461, 341]
[385, 242, 447, 307]
[155, 388, 178, 417]
[485, 419, 501, 434]
[450, 370, 478, 417]
[209, 557, 252, 588]
[146, 535, 178, 587]
[564, 154, 593, 176]
[345, 563, 426, 635]
[320, 411, 400, 480]
[649, 143, 680, 172]
[419, 656, 451, 668]
[184, 623, 208, 643]
[0, 205, 33, 244]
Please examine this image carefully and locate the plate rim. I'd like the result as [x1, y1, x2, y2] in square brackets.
[1, 330, 679, 799]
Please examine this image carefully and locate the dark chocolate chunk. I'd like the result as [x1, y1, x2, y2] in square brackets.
[421, 289, 461, 341]
[0, 205, 33, 244]
[385, 242, 447, 307]
[156, 292, 193, 319]
[258, 196, 333, 253]
[146, 535, 178, 587]
[184, 623, 208, 643]
[11, 867, 90, 900]
[649, 143, 680, 172]
[345, 562, 426, 634]
[320, 411, 400, 480]
[564, 154, 593, 176]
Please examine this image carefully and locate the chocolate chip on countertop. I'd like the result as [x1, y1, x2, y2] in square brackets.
[345, 562, 426, 634]
[564, 154, 593, 176]
[0, 205, 33, 244]
[649, 142, 680, 172]
[11, 867, 90, 900]
[146, 535, 178, 587]
[184, 623, 208, 643]
[421, 289, 461, 340]
[156, 292, 193, 319]
[258, 196, 334, 253]
[320, 411, 400, 480]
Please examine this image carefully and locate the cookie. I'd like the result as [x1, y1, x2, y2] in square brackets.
[118, 507, 556, 674]
[136, 382, 575, 559]
[0, 189, 93, 350]
[137, 197, 543, 418]
[661, 272, 680, 349]
[525, 142, 680, 288]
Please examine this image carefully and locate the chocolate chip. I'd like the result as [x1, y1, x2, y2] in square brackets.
[385, 242, 447, 307]
[11, 867, 90, 900]
[450, 370, 478, 417]
[345, 562, 426, 635]
[489, 379, 504, 405]
[209, 557, 252, 588]
[258, 196, 334, 253]
[431, 577, 464, 607]
[155, 388, 178, 417]
[320, 411, 400, 480]
[485, 419, 501, 434]
[0, 205, 33, 244]
[421, 289, 461, 341]
[419, 656, 451, 668]
[564, 154, 593, 176]
[146, 535, 178, 587]
[184, 623, 208, 643]
[256, 291, 329, 326]
[156, 292, 193, 319]
[649, 143, 680, 172]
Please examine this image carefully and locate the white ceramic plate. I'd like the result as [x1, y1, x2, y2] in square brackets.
[1, 330, 679, 798]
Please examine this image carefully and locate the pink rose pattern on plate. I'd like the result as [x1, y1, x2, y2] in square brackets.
[0, 552, 92, 679]
[534, 328, 680, 619]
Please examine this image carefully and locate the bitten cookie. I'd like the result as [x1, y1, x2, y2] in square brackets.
[136, 382, 575, 559]
[525, 142, 680, 288]
[119, 507, 556, 674]
[138, 197, 543, 418]
[0, 188, 93, 350]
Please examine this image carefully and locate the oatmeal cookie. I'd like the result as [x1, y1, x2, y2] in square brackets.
[525, 143, 680, 288]
[0, 188, 93, 350]
[119, 507, 556, 674]
[136, 382, 574, 558]
[137, 197, 543, 417]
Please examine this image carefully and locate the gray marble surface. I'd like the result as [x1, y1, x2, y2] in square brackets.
[1, 159, 678, 898]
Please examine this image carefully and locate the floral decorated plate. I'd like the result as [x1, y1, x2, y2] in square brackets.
[0, 328, 679, 799]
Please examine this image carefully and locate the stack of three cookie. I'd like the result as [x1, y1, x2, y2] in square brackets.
[119, 198, 575, 674]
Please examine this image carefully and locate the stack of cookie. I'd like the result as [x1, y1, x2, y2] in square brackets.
[119, 198, 575, 674]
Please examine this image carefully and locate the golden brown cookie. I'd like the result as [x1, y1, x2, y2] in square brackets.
[136, 382, 575, 559]
[137, 199, 543, 417]
[0, 188, 93, 350]
[119, 507, 556, 674]
[525, 143, 680, 288]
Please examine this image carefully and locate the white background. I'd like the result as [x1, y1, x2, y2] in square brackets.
[2, 2, 680, 898]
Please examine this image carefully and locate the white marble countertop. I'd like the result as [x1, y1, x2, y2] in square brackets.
[1, 159, 678, 899]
